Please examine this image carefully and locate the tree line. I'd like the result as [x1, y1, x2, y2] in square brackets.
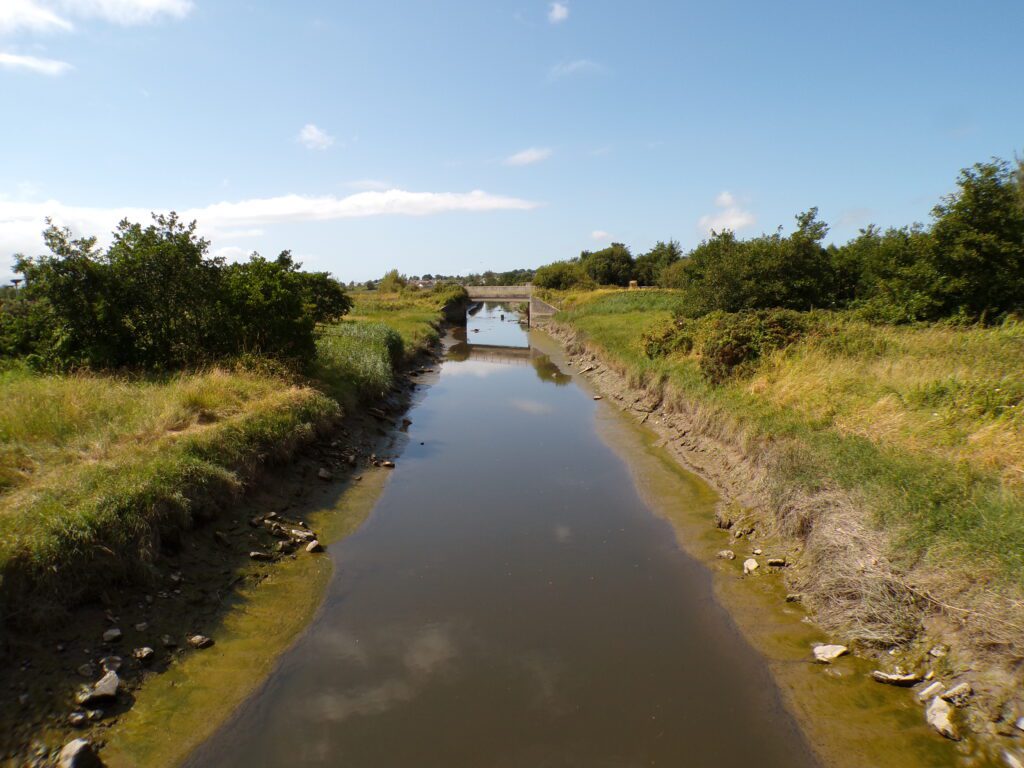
[0, 214, 351, 371]
[534, 157, 1024, 323]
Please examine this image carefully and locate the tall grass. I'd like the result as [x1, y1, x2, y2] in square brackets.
[559, 292, 1024, 585]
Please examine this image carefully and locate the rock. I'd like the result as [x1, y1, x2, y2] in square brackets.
[926, 696, 959, 740]
[99, 656, 121, 673]
[752, 548, 763, 555]
[249, 551, 273, 561]
[77, 663, 96, 678]
[134, 622, 149, 632]
[785, 593, 802, 603]
[813, 644, 849, 663]
[306, 540, 323, 553]
[716, 549, 735, 560]
[58, 738, 104, 768]
[942, 682, 972, 707]
[101, 628, 122, 644]
[742, 558, 759, 575]
[917, 681, 945, 701]
[381, 460, 395, 468]
[593, 395, 603, 400]
[188, 634, 214, 650]
[289, 528, 315, 541]
[871, 670, 922, 686]
[68, 712, 87, 728]
[317, 468, 333, 481]
[133, 647, 155, 663]
[1003, 750, 1024, 768]
[733, 529, 744, 539]
[929, 644, 948, 658]
[76, 671, 119, 706]
[1017, 716, 1024, 732]
[767, 558, 787, 567]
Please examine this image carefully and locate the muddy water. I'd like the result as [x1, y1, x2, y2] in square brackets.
[186, 302, 818, 767]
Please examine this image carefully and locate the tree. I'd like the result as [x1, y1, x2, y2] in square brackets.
[378, 269, 408, 292]
[580, 243, 635, 286]
[533, 260, 594, 290]
[635, 240, 681, 285]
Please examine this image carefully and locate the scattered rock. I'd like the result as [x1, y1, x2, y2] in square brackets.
[188, 634, 214, 650]
[249, 551, 273, 561]
[101, 628, 122, 644]
[133, 647, 155, 663]
[767, 558, 786, 567]
[752, 548, 763, 555]
[926, 696, 959, 740]
[67, 712, 88, 728]
[1002, 750, 1024, 768]
[785, 593, 802, 603]
[593, 395, 603, 401]
[1017, 716, 1024, 732]
[716, 549, 735, 560]
[306, 540, 323, 553]
[99, 656, 121, 673]
[813, 644, 849, 663]
[77, 663, 96, 678]
[871, 670, 922, 686]
[742, 558, 759, 575]
[317, 468, 333, 481]
[57, 738, 104, 768]
[381, 460, 395, 468]
[929, 644, 948, 658]
[134, 622, 149, 632]
[942, 682, 973, 707]
[917, 681, 945, 701]
[76, 671, 119, 706]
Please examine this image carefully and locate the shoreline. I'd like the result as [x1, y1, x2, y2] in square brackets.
[540, 319, 1021, 767]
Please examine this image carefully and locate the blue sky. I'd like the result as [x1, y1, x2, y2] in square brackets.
[1, 0, 1022, 282]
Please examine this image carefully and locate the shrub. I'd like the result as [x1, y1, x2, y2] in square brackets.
[533, 260, 594, 290]
[697, 310, 809, 383]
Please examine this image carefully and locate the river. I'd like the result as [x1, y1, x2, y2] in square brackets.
[184, 301, 819, 767]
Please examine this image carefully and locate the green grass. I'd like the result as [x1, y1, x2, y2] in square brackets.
[0, 290, 458, 622]
[558, 291, 1024, 585]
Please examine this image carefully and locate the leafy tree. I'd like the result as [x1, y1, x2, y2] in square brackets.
[579, 243, 635, 286]
[378, 269, 408, 292]
[635, 240, 681, 286]
[533, 260, 595, 290]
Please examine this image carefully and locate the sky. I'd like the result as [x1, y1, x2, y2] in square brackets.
[1, 0, 1022, 282]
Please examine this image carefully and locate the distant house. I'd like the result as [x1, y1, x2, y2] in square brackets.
[414, 279, 436, 290]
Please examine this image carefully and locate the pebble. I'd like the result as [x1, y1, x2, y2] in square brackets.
[1003, 750, 1024, 768]
[752, 548, 762, 555]
[75, 671, 119, 706]
[926, 696, 960, 740]
[306, 540, 323, 553]
[77, 663, 96, 678]
[593, 395, 603, 400]
[942, 682, 972, 707]
[716, 549, 735, 560]
[99, 656, 121, 673]
[133, 647, 155, 663]
[57, 738, 103, 768]
[813, 644, 849, 663]
[785, 593, 802, 603]
[929, 645, 948, 658]
[67, 712, 87, 728]
[742, 558, 759, 575]
[917, 681, 945, 701]
[767, 558, 786, 567]
[249, 551, 273, 561]
[871, 670, 922, 686]
[317, 468, 333, 481]
[188, 634, 214, 650]
[134, 622, 149, 632]
[381, 460, 396, 468]
[101, 628, 122, 644]
[1017, 716, 1024, 732]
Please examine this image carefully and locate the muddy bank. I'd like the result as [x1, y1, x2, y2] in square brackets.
[0, 345, 444, 768]
[543, 320, 1024, 767]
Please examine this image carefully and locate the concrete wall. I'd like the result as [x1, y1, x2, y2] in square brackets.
[466, 285, 532, 299]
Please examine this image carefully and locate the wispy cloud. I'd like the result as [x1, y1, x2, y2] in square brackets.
[297, 123, 334, 150]
[548, 58, 600, 79]
[0, 0, 73, 34]
[590, 229, 611, 241]
[0, 51, 72, 75]
[1, 189, 540, 257]
[547, 2, 568, 24]
[503, 147, 552, 166]
[58, 0, 193, 25]
[698, 190, 755, 234]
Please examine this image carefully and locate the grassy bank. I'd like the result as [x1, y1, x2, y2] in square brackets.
[550, 289, 1024, 648]
[0, 289, 457, 624]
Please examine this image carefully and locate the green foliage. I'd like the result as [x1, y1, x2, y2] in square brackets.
[314, 321, 404, 402]
[579, 243, 636, 286]
[695, 309, 810, 383]
[3, 215, 351, 370]
[533, 260, 595, 290]
[378, 269, 408, 292]
[635, 240, 681, 286]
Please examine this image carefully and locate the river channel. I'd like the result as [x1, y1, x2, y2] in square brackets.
[185, 302, 820, 767]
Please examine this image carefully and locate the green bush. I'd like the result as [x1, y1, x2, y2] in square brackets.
[533, 260, 595, 290]
[314, 321, 404, 401]
[697, 310, 809, 383]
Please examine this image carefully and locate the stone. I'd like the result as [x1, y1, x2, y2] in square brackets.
[742, 558, 759, 575]
[785, 593, 802, 603]
[813, 644, 849, 663]
[317, 468, 333, 481]
[871, 670, 922, 686]
[188, 634, 214, 650]
[767, 558, 787, 567]
[58, 738, 104, 768]
[134, 622, 149, 632]
[133, 647, 155, 663]
[1003, 750, 1024, 768]
[249, 551, 273, 561]
[1017, 716, 1024, 732]
[76, 671, 119, 706]
[917, 681, 945, 701]
[381, 460, 395, 468]
[68, 712, 87, 728]
[290, 528, 315, 541]
[77, 663, 96, 678]
[593, 395, 603, 401]
[716, 549, 735, 560]
[101, 628, 122, 644]
[753, 548, 763, 555]
[929, 644, 948, 658]
[306, 540, 323, 553]
[99, 656, 121, 673]
[942, 682, 972, 707]
[926, 696, 959, 740]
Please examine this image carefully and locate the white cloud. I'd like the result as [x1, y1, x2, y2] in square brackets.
[0, 51, 72, 75]
[56, 0, 193, 25]
[0, 189, 539, 257]
[346, 179, 391, 191]
[698, 190, 755, 234]
[590, 229, 611, 241]
[0, 0, 73, 34]
[549, 58, 599, 79]
[503, 147, 552, 166]
[547, 2, 568, 23]
[297, 123, 334, 150]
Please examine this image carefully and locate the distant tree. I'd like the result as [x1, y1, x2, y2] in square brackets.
[635, 240, 681, 285]
[533, 260, 595, 290]
[378, 269, 408, 292]
[580, 243, 635, 286]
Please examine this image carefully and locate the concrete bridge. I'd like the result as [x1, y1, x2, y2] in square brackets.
[464, 285, 559, 326]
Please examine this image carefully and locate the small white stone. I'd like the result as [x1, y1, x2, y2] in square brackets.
[102, 628, 122, 643]
[306, 540, 323, 553]
[926, 696, 959, 740]
[716, 549, 735, 560]
[742, 558, 759, 575]
[917, 681, 945, 701]
[813, 644, 849, 663]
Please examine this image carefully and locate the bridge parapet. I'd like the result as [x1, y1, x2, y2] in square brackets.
[465, 285, 532, 300]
